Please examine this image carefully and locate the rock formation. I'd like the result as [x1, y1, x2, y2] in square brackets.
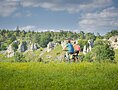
[6, 44, 14, 57]
[61, 41, 67, 49]
[83, 39, 94, 54]
[47, 42, 55, 52]
[83, 45, 87, 54]
[109, 36, 118, 49]
[18, 43, 25, 52]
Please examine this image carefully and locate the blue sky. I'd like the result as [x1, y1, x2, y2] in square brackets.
[0, 0, 118, 35]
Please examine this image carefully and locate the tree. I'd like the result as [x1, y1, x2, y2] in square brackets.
[12, 42, 19, 52]
[0, 43, 8, 50]
[92, 44, 115, 61]
[14, 52, 26, 62]
[31, 34, 40, 43]
[85, 32, 96, 41]
[79, 31, 85, 39]
[105, 30, 118, 39]
[78, 39, 88, 51]
[86, 39, 115, 62]
[0, 35, 4, 42]
[96, 32, 103, 39]
[39, 34, 53, 48]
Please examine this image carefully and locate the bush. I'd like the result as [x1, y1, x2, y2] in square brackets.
[92, 45, 115, 61]
[0, 43, 8, 50]
[14, 52, 26, 62]
[91, 39, 115, 62]
[78, 39, 88, 51]
[94, 39, 109, 46]
[84, 52, 93, 62]
[84, 39, 115, 62]
[12, 42, 19, 52]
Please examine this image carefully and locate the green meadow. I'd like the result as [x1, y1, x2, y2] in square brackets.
[0, 62, 118, 90]
[0, 47, 118, 90]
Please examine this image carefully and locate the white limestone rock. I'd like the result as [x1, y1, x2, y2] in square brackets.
[109, 36, 118, 49]
[6, 44, 14, 57]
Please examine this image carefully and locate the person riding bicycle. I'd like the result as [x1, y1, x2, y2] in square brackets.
[73, 41, 80, 55]
[73, 41, 81, 62]
[63, 40, 74, 62]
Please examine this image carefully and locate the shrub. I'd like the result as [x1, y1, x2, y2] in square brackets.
[84, 52, 93, 62]
[14, 52, 26, 62]
[78, 39, 88, 51]
[94, 39, 109, 46]
[91, 39, 115, 62]
[92, 45, 115, 61]
[0, 43, 8, 50]
[11, 42, 19, 52]
[84, 39, 115, 62]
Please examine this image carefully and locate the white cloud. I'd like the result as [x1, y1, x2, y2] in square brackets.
[19, 25, 36, 31]
[14, 12, 22, 17]
[0, 0, 113, 17]
[13, 11, 32, 17]
[0, 0, 19, 17]
[15, 25, 78, 32]
[78, 7, 118, 33]
[20, 0, 112, 13]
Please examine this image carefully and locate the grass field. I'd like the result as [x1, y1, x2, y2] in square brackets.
[0, 62, 118, 90]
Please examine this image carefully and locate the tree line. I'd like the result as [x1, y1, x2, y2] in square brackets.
[0, 29, 118, 51]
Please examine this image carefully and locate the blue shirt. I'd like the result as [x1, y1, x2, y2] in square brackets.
[66, 43, 74, 53]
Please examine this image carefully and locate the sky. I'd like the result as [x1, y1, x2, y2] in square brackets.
[0, 0, 118, 35]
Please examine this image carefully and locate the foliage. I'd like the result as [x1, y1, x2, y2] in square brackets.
[96, 32, 103, 39]
[0, 54, 14, 62]
[14, 52, 26, 62]
[0, 29, 117, 50]
[94, 39, 109, 46]
[0, 29, 79, 49]
[10, 35, 17, 42]
[78, 39, 88, 51]
[92, 45, 115, 61]
[79, 31, 85, 39]
[39, 33, 53, 48]
[84, 52, 93, 62]
[84, 39, 115, 62]
[85, 32, 96, 41]
[0, 43, 8, 50]
[105, 30, 118, 39]
[90, 39, 115, 62]
[11, 42, 19, 52]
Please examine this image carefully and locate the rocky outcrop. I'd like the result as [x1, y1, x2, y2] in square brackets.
[27, 43, 39, 51]
[47, 42, 55, 52]
[31, 43, 38, 51]
[83, 45, 87, 54]
[6, 44, 14, 57]
[18, 40, 39, 52]
[88, 39, 94, 48]
[61, 41, 67, 49]
[83, 39, 94, 55]
[18, 43, 26, 52]
[109, 36, 118, 49]
[47, 42, 57, 52]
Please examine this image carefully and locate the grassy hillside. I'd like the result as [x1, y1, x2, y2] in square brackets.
[115, 49, 118, 62]
[0, 62, 118, 90]
[0, 45, 64, 62]
[23, 45, 65, 62]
